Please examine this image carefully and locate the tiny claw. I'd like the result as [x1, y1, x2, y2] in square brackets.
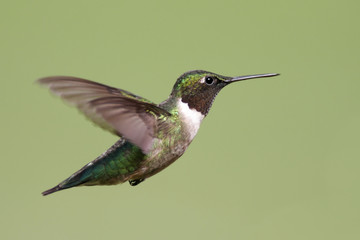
[129, 179, 145, 186]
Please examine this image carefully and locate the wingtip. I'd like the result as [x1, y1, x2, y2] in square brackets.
[37, 76, 56, 86]
[37, 76, 61, 85]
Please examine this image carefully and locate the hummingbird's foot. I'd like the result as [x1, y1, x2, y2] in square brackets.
[129, 179, 145, 186]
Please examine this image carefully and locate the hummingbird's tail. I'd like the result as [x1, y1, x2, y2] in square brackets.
[42, 173, 90, 196]
[42, 185, 64, 196]
[41, 139, 145, 196]
[42, 165, 94, 196]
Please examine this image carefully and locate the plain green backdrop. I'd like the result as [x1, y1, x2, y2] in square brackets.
[1, 0, 359, 239]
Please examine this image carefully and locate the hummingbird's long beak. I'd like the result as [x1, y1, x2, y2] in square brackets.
[225, 73, 279, 83]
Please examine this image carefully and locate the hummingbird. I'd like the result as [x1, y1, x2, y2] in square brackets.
[39, 70, 279, 195]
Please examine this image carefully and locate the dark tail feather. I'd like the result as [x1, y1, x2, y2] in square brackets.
[42, 166, 93, 196]
[42, 185, 64, 196]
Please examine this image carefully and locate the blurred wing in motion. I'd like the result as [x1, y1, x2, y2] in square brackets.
[38, 76, 171, 153]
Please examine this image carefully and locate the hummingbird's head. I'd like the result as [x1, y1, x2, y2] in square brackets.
[171, 70, 279, 115]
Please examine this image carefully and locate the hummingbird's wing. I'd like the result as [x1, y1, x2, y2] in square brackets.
[38, 76, 171, 153]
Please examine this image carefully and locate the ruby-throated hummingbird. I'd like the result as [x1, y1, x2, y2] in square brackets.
[39, 70, 279, 195]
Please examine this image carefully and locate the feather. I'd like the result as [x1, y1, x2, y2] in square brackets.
[38, 76, 171, 153]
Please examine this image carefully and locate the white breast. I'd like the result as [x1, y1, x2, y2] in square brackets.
[177, 99, 205, 141]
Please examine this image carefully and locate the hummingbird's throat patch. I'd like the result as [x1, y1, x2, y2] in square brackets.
[180, 87, 220, 115]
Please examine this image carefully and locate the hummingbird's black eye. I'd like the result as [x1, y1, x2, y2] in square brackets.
[205, 76, 214, 85]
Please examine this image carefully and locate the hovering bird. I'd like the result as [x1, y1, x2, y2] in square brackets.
[39, 70, 279, 195]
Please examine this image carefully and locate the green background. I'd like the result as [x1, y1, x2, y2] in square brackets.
[1, 0, 359, 239]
